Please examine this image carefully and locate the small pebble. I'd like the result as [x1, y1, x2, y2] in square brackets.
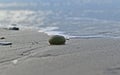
[12, 60, 18, 64]
[0, 37, 5, 39]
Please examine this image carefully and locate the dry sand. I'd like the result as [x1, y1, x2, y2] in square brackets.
[0, 28, 120, 75]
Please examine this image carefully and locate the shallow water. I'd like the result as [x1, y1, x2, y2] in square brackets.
[0, 0, 120, 38]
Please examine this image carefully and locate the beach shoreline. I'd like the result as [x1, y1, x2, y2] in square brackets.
[0, 28, 120, 75]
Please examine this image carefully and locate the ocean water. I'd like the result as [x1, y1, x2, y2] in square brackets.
[0, 0, 120, 38]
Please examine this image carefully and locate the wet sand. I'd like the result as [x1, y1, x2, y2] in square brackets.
[0, 28, 120, 75]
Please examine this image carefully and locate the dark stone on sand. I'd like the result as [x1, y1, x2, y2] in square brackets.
[0, 42, 12, 45]
[9, 27, 19, 30]
[49, 35, 66, 45]
[0, 37, 5, 39]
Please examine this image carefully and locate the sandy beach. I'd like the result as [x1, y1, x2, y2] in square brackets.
[0, 28, 120, 75]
